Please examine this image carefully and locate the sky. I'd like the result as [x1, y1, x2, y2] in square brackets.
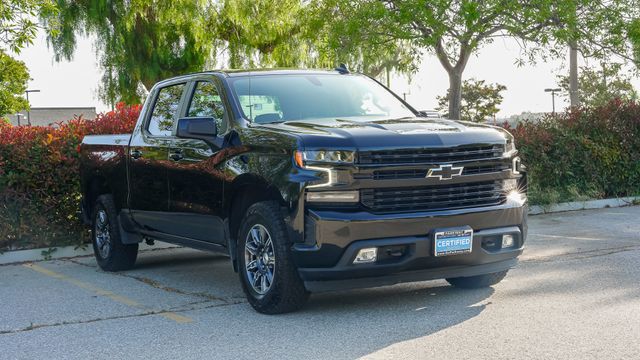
[15, 31, 640, 117]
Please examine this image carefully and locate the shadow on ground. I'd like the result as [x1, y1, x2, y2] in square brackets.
[94, 247, 496, 359]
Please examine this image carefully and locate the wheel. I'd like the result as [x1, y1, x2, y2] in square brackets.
[92, 194, 138, 271]
[446, 270, 509, 289]
[237, 201, 309, 314]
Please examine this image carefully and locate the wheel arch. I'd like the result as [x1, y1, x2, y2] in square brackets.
[82, 175, 111, 221]
[224, 174, 290, 272]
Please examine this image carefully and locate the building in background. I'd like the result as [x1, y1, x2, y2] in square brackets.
[6, 107, 97, 126]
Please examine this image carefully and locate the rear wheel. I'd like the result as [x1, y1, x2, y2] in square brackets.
[446, 270, 509, 289]
[237, 201, 309, 314]
[92, 195, 138, 271]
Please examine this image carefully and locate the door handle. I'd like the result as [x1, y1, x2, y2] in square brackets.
[130, 149, 143, 159]
[169, 149, 184, 161]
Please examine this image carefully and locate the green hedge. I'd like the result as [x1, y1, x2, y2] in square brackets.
[504, 99, 640, 205]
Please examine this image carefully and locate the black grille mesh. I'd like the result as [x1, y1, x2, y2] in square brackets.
[360, 181, 506, 212]
[358, 145, 504, 165]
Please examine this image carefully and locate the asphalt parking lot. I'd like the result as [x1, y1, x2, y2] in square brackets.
[1, 206, 639, 360]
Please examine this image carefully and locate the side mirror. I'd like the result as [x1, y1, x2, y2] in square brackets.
[176, 117, 217, 143]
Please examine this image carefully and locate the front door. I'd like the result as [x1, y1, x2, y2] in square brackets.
[165, 79, 229, 244]
[128, 82, 187, 233]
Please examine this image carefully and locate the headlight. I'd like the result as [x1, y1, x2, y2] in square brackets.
[504, 133, 516, 156]
[294, 150, 354, 188]
[505, 138, 515, 155]
[295, 150, 355, 166]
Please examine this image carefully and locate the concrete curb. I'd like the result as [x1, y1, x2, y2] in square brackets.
[0, 242, 180, 266]
[528, 196, 640, 215]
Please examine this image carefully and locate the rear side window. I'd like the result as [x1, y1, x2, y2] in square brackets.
[147, 83, 185, 136]
[187, 81, 227, 133]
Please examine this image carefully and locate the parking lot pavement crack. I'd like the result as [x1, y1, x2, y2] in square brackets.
[62, 258, 237, 304]
[522, 244, 640, 264]
[0, 310, 176, 335]
[0, 300, 245, 336]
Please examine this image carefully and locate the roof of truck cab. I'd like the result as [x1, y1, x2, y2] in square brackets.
[164, 68, 350, 81]
[220, 69, 347, 77]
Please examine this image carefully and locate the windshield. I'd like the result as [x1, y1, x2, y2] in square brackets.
[229, 74, 415, 124]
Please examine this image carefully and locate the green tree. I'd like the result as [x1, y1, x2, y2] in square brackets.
[0, 0, 58, 52]
[44, 0, 217, 105]
[43, 0, 423, 104]
[44, 0, 320, 104]
[0, 50, 30, 118]
[306, 3, 419, 82]
[557, 63, 638, 107]
[313, 0, 579, 120]
[629, 18, 640, 65]
[436, 79, 506, 122]
[213, 0, 311, 69]
[544, 1, 640, 107]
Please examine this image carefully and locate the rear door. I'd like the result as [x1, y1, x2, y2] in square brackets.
[165, 78, 229, 245]
[128, 81, 187, 233]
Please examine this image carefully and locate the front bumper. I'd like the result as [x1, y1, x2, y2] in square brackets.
[293, 200, 527, 292]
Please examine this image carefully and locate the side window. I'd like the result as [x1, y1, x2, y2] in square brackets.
[147, 83, 185, 136]
[187, 81, 227, 134]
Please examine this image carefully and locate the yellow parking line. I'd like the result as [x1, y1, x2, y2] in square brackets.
[23, 263, 193, 324]
[160, 311, 193, 323]
[529, 233, 604, 241]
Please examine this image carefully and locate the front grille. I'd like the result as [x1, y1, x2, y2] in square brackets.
[371, 164, 509, 180]
[358, 144, 504, 165]
[360, 180, 506, 213]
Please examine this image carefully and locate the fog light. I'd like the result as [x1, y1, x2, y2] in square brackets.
[502, 234, 515, 248]
[306, 191, 359, 203]
[353, 247, 377, 264]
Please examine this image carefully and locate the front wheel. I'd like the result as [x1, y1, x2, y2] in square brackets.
[446, 270, 509, 289]
[237, 201, 309, 314]
[92, 194, 138, 271]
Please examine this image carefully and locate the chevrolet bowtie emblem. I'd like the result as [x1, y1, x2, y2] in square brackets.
[426, 164, 464, 180]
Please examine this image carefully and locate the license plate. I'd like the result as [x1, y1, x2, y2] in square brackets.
[434, 228, 473, 257]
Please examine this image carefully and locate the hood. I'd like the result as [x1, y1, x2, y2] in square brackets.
[259, 117, 511, 150]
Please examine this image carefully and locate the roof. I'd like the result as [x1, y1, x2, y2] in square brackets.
[158, 68, 352, 84]
[220, 68, 347, 77]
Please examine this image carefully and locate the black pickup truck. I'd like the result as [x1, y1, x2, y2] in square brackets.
[80, 68, 527, 314]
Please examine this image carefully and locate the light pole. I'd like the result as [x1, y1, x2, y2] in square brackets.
[15, 113, 24, 126]
[25, 89, 40, 125]
[544, 88, 561, 115]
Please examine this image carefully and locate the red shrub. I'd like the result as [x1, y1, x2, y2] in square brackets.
[0, 103, 140, 251]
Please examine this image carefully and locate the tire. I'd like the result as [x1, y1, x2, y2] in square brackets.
[446, 270, 509, 289]
[237, 201, 309, 314]
[92, 194, 138, 271]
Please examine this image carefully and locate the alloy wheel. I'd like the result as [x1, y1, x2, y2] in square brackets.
[244, 224, 276, 295]
[95, 209, 112, 259]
